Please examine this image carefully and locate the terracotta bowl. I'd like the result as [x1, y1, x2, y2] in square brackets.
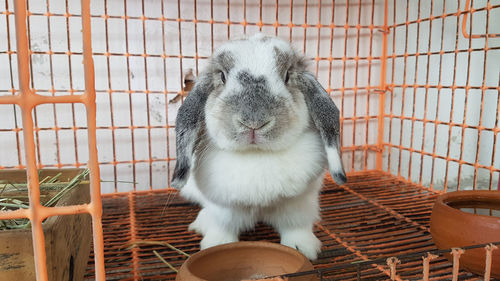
[430, 190, 500, 278]
[176, 241, 316, 281]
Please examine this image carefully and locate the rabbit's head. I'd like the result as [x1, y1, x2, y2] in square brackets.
[204, 34, 310, 151]
[172, 34, 346, 188]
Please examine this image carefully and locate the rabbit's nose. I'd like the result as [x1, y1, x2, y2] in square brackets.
[238, 118, 274, 130]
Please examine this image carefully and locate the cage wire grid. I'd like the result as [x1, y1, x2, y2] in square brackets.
[0, 0, 499, 281]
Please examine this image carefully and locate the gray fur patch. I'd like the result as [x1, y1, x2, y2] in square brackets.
[215, 51, 235, 72]
[258, 35, 272, 42]
[296, 71, 340, 146]
[171, 74, 214, 189]
[237, 71, 267, 89]
[273, 47, 292, 77]
[221, 70, 289, 140]
[230, 71, 282, 126]
[295, 70, 346, 184]
[333, 171, 347, 185]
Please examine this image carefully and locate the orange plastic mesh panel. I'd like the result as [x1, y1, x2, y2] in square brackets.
[383, 0, 500, 192]
[0, 0, 105, 280]
[83, 172, 484, 280]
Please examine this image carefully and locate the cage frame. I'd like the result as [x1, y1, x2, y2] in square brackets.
[0, 0, 499, 280]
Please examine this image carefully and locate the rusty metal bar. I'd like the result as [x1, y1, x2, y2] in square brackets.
[376, 0, 389, 170]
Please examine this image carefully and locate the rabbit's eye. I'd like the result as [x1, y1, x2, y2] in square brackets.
[285, 71, 290, 84]
[220, 72, 226, 84]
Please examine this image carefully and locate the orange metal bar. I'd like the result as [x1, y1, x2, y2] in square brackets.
[64, 0, 80, 182]
[386, 3, 497, 29]
[101, 0, 118, 193]
[140, 0, 154, 191]
[427, 0, 447, 191]
[160, 0, 173, 186]
[101, 187, 178, 198]
[406, 0, 423, 186]
[122, 0, 137, 191]
[363, 0, 376, 170]
[43, 0, 62, 170]
[456, 0, 476, 191]
[0, 144, 378, 171]
[340, 0, 349, 168]
[350, 0, 362, 171]
[494, 75, 500, 191]
[383, 142, 500, 173]
[462, 0, 499, 38]
[381, 114, 500, 134]
[442, 1, 465, 193]
[376, 0, 389, 170]
[472, 0, 492, 190]
[1, 9, 388, 30]
[80, 0, 106, 280]
[416, 0, 435, 187]
[385, 0, 397, 174]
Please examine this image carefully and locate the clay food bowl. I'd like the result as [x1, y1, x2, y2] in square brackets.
[430, 190, 500, 278]
[176, 241, 316, 281]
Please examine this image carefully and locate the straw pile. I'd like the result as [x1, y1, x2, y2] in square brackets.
[0, 169, 89, 230]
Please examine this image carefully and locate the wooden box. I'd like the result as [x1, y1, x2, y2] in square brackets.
[0, 169, 92, 281]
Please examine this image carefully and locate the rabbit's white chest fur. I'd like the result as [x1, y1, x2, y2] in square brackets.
[184, 129, 326, 207]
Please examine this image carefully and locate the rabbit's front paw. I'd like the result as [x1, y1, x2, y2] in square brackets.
[280, 228, 321, 260]
[188, 209, 210, 236]
[188, 219, 205, 235]
[200, 229, 238, 250]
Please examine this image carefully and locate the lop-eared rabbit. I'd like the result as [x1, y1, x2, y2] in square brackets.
[172, 34, 346, 260]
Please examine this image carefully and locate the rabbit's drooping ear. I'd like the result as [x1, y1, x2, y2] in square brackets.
[171, 74, 213, 189]
[297, 72, 347, 185]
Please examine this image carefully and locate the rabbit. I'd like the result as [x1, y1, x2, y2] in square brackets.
[171, 33, 346, 260]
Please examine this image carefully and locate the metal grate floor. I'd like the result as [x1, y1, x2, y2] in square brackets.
[84, 171, 485, 281]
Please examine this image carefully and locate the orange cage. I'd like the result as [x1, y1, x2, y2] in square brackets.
[0, 0, 499, 280]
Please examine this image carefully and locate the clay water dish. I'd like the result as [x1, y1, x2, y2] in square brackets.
[176, 241, 316, 281]
[430, 190, 500, 278]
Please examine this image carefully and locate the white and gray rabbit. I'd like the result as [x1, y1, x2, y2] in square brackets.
[171, 34, 346, 260]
